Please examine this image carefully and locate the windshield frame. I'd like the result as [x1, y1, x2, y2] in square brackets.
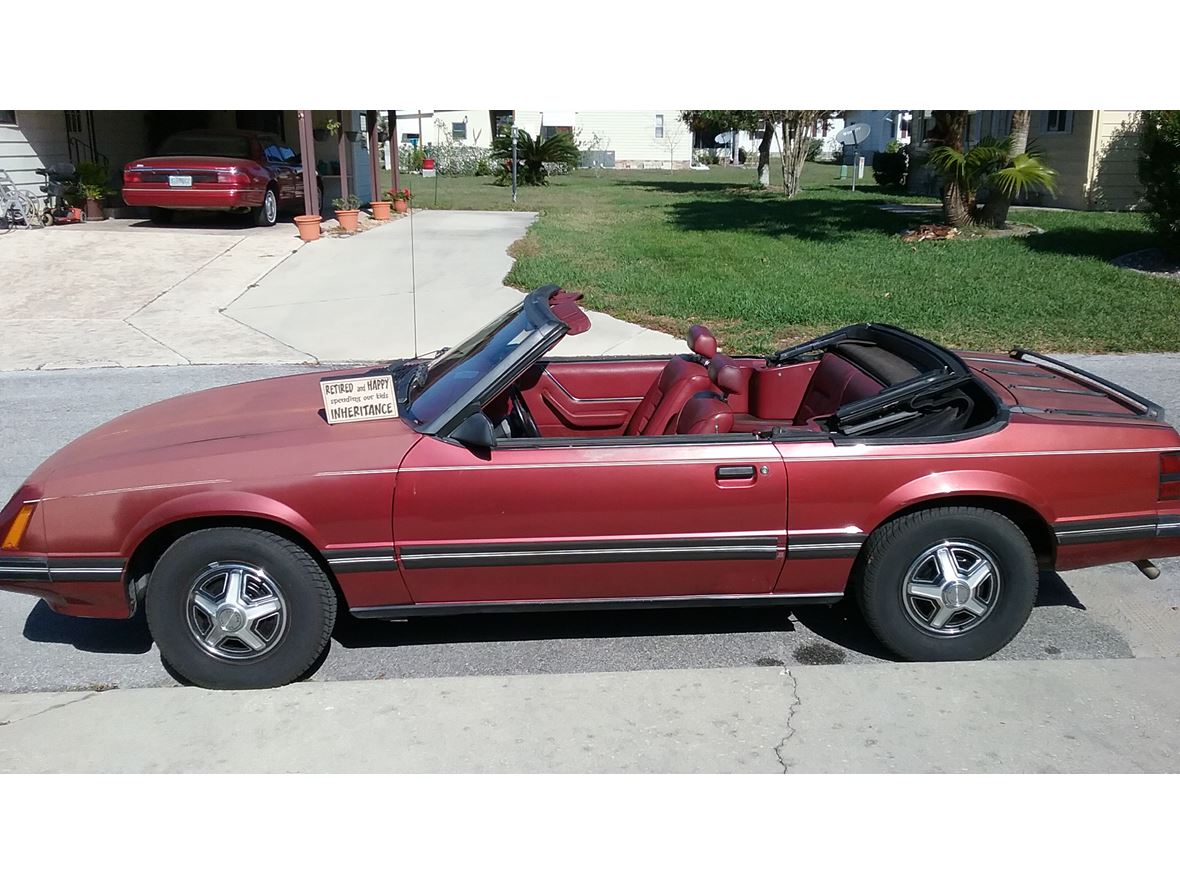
[401, 285, 570, 436]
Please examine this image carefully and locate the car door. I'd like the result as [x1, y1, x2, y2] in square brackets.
[393, 434, 787, 605]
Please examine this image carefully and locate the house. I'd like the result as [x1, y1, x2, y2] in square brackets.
[908, 110, 1143, 210]
[1, 109, 384, 215]
[839, 110, 912, 159]
[393, 110, 695, 169]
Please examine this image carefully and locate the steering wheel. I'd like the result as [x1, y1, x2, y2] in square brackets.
[507, 387, 540, 438]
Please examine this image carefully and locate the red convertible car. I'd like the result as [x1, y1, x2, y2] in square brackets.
[3, 286, 1178, 688]
[122, 129, 318, 226]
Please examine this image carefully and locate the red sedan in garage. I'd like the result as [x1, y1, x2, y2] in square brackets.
[2, 286, 1178, 689]
[122, 129, 317, 226]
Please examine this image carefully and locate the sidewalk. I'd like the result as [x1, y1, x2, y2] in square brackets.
[2, 658, 1176, 773]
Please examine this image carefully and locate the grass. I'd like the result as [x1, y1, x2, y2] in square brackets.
[398, 163, 1179, 353]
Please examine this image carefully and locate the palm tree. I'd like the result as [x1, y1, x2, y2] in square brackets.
[928, 135, 1056, 228]
[491, 129, 581, 186]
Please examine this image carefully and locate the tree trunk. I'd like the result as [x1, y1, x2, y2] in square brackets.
[780, 113, 816, 198]
[931, 110, 973, 225]
[757, 120, 774, 187]
[980, 110, 1030, 228]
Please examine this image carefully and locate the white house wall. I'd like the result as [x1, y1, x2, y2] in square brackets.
[0, 111, 70, 196]
[573, 111, 693, 168]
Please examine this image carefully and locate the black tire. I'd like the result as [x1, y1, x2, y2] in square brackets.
[148, 207, 173, 225]
[145, 527, 336, 689]
[855, 507, 1037, 662]
[253, 187, 278, 227]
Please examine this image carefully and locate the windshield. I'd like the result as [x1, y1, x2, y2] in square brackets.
[159, 132, 253, 159]
[406, 305, 542, 425]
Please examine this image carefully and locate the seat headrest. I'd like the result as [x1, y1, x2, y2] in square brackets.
[687, 324, 718, 360]
[709, 354, 743, 395]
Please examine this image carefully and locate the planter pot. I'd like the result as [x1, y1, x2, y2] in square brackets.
[370, 201, 392, 221]
[334, 209, 360, 232]
[294, 214, 322, 241]
[84, 198, 105, 221]
[393, 199, 408, 214]
[313, 128, 329, 142]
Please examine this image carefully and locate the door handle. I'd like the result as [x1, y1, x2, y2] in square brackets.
[715, 465, 756, 480]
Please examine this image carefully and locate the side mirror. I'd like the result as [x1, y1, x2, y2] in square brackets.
[449, 412, 497, 450]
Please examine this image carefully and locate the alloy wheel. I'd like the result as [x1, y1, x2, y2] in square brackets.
[900, 540, 1001, 636]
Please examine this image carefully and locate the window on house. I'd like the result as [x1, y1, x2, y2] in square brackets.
[655, 114, 665, 138]
[1045, 110, 1071, 133]
[0, 111, 16, 126]
[452, 121, 467, 140]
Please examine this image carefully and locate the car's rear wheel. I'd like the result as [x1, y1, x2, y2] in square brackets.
[253, 188, 278, 227]
[148, 207, 173, 225]
[145, 527, 336, 689]
[855, 507, 1037, 661]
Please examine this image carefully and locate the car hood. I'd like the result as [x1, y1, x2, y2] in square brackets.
[30, 367, 419, 493]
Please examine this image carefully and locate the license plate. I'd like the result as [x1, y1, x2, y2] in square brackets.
[168, 175, 192, 188]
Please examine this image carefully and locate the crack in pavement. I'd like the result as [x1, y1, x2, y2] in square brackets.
[773, 668, 802, 774]
[0, 691, 100, 728]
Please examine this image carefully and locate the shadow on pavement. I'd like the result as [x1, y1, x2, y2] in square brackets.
[332, 603, 798, 650]
[22, 600, 153, 655]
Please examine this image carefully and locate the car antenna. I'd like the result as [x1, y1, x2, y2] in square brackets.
[408, 183, 419, 358]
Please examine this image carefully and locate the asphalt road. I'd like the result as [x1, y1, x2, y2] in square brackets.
[1, 358, 1178, 693]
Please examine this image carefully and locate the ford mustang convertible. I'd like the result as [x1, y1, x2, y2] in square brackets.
[3, 286, 1178, 688]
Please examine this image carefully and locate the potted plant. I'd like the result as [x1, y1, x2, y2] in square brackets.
[294, 214, 322, 241]
[389, 187, 411, 214]
[75, 162, 112, 221]
[332, 193, 361, 232]
[369, 196, 392, 220]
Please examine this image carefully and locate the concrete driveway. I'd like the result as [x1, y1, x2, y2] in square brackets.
[0, 211, 680, 371]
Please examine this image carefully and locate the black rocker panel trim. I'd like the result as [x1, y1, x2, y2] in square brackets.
[322, 547, 399, 574]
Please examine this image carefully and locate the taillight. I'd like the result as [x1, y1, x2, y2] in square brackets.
[1161, 451, 1180, 500]
[123, 168, 142, 184]
[1, 503, 36, 550]
[217, 170, 251, 185]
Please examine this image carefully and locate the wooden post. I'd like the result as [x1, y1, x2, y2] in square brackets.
[367, 109, 379, 204]
[297, 110, 319, 217]
[336, 110, 349, 203]
[389, 109, 400, 194]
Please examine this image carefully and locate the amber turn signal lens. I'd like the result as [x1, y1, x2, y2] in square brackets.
[1, 503, 35, 550]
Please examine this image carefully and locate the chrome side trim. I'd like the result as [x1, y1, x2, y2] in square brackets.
[350, 591, 844, 619]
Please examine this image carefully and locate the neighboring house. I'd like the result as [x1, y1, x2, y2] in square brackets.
[909, 110, 1143, 210]
[393, 110, 695, 169]
[1, 109, 380, 209]
[840, 110, 911, 159]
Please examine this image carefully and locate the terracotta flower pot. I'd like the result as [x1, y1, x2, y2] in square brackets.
[393, 199, 408, 214]
[84, 198, 105, 221]
[335, 209, 360, 232]
[294, 214, 321, 241]
[370, 201, 392, 221]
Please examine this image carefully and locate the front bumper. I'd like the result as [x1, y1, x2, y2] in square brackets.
[0, 555, 132, 618]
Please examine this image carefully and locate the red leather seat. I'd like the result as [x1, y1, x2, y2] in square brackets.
[626, 325, 718, 436]
[676, 355, 743, 435]
[793, 353, 883, 425]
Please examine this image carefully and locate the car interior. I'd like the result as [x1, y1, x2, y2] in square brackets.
[484, 322, 999, 443]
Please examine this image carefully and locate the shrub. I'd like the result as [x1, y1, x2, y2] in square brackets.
[398, 146, 426, 172]
[872, 150, 908, 188]
[806, 138, 824, 162]
[491, 130, 580, 186]
[423, 140, 495, 176]
[1138, 110, 1180, 256]
[738, 146, 748, 165]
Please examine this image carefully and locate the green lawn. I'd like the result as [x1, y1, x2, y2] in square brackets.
[398, 163, 1178, 353]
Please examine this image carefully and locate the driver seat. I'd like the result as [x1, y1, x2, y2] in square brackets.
[625, 325, 718, 436]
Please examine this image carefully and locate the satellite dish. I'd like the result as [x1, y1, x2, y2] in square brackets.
[713, 132, 734, 145]
[835, 123, 871, 147]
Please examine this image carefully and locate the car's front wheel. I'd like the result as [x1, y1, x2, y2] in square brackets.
[253, 188, 278, 227]
[146, 527, 336, 689]
[855, 507, 1038, 661]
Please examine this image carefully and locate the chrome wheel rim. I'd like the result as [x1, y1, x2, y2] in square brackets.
[901, 540, 1000, 636]
[185, 562, 287, 660]
[264, 191, 277, 223]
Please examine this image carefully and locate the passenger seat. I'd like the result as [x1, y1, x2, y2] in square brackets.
[626, 325, 719, 436]
[676, 355, 743, 434]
